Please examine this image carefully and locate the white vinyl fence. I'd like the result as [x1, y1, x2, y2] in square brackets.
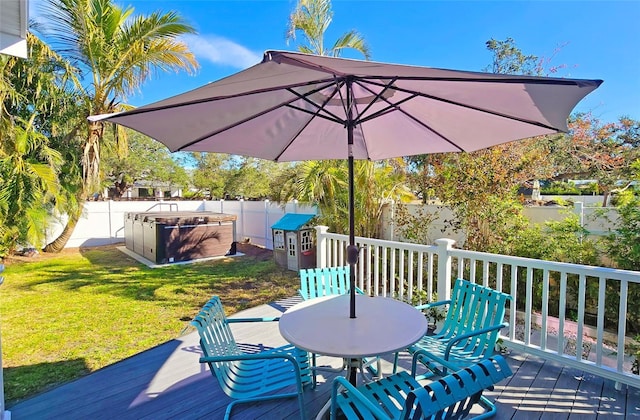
[46, 200, 317, 249]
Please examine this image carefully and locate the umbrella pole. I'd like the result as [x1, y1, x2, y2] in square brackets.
[347, 154, 357, 319]
[346, 90, 357, 319]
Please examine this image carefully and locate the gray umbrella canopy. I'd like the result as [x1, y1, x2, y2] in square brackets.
[91, 50, 602, 317]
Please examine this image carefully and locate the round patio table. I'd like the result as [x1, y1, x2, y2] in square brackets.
[279, 294, 427, 377]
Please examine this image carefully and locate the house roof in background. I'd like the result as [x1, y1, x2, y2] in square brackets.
[0, 0, 28, 58]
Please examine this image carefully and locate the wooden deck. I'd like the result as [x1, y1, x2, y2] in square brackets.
[9, 296, 640, 419]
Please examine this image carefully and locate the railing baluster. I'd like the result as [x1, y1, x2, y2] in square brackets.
[525, 267, 533, 346]
[617, 279, 629, 390]
[483, 260, 490, 287]
[427, 252, 434, 300]
[577, 274, 586, 362]
[541, 269, 550, 351]
[417, 251, 424, 295]
[373, 245, 380, 296]
[596, 276, 606, 366]
[366, 243, 372, 295]
[390, 247, 396, 298]
[558, 272, 567, 355]
[510, 264, 518, 342]
[408, 251, 414, 303]
[470, 258, 477, 283]
[382, 246, 388, 297]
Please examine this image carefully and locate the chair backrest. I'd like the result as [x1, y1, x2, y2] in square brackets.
[437, 279, 512, 357]
[190, 296, 240, 391]
[403, 356, 512, 419]
[299, 266, 350, 299]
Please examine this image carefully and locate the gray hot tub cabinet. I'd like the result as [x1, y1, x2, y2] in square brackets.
[123, 211, 237, 264]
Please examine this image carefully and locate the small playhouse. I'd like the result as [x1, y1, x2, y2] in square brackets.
[271, 213, 316, 271]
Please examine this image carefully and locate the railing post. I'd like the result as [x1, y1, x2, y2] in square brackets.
[315, 225, 329, 268]
[435, 238, 456, 301]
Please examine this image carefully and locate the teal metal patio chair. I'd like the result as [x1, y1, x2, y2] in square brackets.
[331, 356, 512, 419]
[191, 296, 314, 420]
[299, 265, 361, 299]
[299, 266, 379, 381]
[393, 279, 512, 419]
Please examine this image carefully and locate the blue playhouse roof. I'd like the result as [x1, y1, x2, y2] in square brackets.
[271, 213, 316, 231]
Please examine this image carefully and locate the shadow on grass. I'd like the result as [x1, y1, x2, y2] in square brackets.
[5, 358, 90, 406]
[9, 246, 300, 314]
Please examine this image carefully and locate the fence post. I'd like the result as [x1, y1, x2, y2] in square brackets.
[435, 238, 456, 301]
[315, 225, 329, 268]
[108, 199, 113, 239]
[264, 200, 271, 249]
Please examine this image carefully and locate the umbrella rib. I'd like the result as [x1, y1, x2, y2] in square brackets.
[360, 78, 565, 132]
[105, 77, 343, 118]
[274, 80, 347, 161]
[352, 77, 399, 123]
[174, 87, 331, 152]
[286, 104, 344, 125]
[286, 80, 347, 125]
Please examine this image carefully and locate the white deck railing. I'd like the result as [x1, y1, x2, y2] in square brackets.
[315, 226, 640, 390]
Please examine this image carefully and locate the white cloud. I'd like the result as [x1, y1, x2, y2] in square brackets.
[183, 34, 262, 69]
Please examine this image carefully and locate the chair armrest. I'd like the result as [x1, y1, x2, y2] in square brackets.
[227, 316, 280, 323]
[414, 299, 451, 311]
[199, 351, 301, 368]
[443, 322, 508, 358]
[409, 323, 509, 375]
[331, 376, 389, 420]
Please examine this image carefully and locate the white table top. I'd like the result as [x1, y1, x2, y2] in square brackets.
[279, 294, 428, 358]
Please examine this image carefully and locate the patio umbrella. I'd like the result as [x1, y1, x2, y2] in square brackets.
[90, 50, 602, 318]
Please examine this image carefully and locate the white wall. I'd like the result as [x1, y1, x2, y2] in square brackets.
[46, 200, 317, 249]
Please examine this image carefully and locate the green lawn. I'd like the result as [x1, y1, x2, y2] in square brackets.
[0, 245, 299, 405]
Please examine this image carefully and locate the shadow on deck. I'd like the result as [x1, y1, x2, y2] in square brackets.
[8, 296, 640, 419]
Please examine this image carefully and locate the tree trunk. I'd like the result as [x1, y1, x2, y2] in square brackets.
[83, 121, 102, 194]
[42, 206, 81, 253]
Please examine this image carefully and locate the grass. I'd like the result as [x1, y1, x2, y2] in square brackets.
[0, 245, 299, 405]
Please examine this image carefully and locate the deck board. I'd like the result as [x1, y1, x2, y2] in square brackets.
[8, 297, 639, 419]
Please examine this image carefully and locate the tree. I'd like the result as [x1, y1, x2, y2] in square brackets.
[550, 114, 640, 206]
[190, 153, 229, 199]
[38, 0, 198, 251]
[102, 131, 189, 198]
[404, 38, 566, 251]
[286, 0, 370, 59]
[290, 159, 411, 238]
[0, 34, 82, 255]
[224, 158, 286, 200]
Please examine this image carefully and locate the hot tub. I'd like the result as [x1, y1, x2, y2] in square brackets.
[123, 211, 237, 264]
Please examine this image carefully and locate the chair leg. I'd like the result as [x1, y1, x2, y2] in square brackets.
[472, 395, 498, 419]
[312, 353, 317, 388]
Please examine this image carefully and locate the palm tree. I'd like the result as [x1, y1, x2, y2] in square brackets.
[0, 33, 82, 255]
[285, 0, 412, 238]
[0, 115, 65, 255]
[38, 0, 199, 251]
[287, 0, 370, 59]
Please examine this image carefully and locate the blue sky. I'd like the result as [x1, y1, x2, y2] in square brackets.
[32, 0, 640, 122]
